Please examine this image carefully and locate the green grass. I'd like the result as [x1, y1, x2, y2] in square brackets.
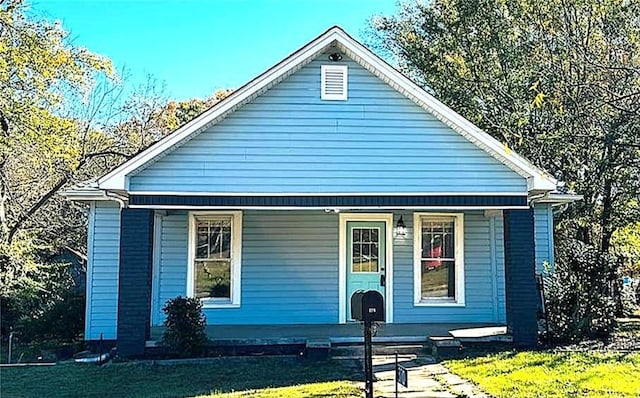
[1, 357, 362, 398]
[445, 351, 640, 398]
[197, 381, 360, 397]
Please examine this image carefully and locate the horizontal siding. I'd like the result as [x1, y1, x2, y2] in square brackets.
[534, 204, 554, 273]
[130, 54, 526, 194]
[393, 210, 505, 323]
[86, 202, 120, 340]
[153, 210, 505, 326]
[153, 211, 340, 325]
[155, 211, 189, 322]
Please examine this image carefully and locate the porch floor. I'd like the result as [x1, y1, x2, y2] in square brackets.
[149, 323, 509, 346]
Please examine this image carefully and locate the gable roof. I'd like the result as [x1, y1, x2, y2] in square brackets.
[98, 26, 557, 193]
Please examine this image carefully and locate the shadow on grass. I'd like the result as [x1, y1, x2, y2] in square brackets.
[2, 357, 364, 398]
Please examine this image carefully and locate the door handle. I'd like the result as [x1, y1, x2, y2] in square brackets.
[380, 274, 386, 287]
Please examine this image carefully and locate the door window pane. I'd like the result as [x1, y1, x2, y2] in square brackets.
[352, 227, 379, 272]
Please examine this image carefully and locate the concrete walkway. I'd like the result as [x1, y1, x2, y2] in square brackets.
[368, 355, 489, 398]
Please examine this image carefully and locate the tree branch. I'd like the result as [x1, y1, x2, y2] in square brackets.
[6, 176, 69, 244]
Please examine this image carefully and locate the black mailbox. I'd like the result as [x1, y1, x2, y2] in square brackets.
[350, 290, 385, 322]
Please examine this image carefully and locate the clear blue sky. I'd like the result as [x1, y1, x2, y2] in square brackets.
[32, 0, 398, 100]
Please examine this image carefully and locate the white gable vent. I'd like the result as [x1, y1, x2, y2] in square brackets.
[321, 65, 348, 100]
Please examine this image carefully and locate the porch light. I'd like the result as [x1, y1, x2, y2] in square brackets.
[395, 216, 407, 237]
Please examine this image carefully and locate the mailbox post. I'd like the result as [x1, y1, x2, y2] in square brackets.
[350, 290, 385, 398]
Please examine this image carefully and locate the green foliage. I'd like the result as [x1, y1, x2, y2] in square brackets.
[162, 296, 207, 357]
[372, 0, 640, 340]
[611, 221, 640, 276]
[371, 0, 640, 253]
[0, 0, 115, 308]
[0, 1, 232, 345]
[19, 289, 84, 342]
[620, 283, 639, 317]
[1, 255, 83, 342]
[544, 237, 619, 341]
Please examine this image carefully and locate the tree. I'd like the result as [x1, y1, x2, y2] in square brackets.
[371, 0, 640, 338]
[0, 0, 117, 298]
[371, 0, 640, 253]
[0, 0, 233, 340]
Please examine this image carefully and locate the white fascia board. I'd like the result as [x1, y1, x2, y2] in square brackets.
[534, 193, 583, 205]
[98, 30, 343, 191]
[332, 30, 557, 192]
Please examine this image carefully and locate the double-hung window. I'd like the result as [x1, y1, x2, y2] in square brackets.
[413, 213, 465, 305]
[188, 211, 242, 307]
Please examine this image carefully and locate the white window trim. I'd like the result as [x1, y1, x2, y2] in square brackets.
[187, 210, 242, 308]
[339, 213, 394, 324]
[413, 212, 465, 307]
[321, 64, 348, 100]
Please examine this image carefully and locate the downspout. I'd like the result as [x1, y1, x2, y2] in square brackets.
[527, 192, 548, 206]
[104, 190, 128, 208]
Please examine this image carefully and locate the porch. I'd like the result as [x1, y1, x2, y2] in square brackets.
[110, 202, 540, 357]
[147, 323, 510, 346]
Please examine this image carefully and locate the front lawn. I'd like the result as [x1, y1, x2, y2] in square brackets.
[1, 357, 362, 398]
[445, 351, 640, 398]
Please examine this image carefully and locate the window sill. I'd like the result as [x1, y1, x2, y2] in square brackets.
[413, 300, 465, 307]
[201, 301, 240, 309]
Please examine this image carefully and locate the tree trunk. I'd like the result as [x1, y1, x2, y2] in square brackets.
[600, 176, 614, 253]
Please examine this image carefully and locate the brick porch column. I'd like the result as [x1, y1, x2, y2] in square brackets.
[117, 208, 154, 357]
[503, 208, 538, 347]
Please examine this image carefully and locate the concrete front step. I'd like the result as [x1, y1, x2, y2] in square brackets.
[331, 343, 428, 358]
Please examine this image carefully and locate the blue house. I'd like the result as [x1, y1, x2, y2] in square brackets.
[65, 27, 579, 357]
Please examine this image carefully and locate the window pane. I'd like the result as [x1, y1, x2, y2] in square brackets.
[196, 225, 208, 258]
[421, 260, 455, 299]
[351, 227, 379, 273]
[443, 232, 454, 259]
[195, 218, 232, 260]
[195, 260, 231, 299]
[208, 220, 231, 259]
[421, 219, 455, 260]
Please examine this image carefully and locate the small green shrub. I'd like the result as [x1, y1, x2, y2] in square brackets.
[543, 239, 619, 342]
[162, 296, 207, 357]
